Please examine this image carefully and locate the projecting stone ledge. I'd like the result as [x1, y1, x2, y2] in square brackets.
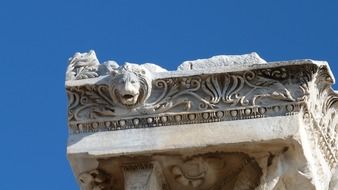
[66, 51, 338, 190]
[177, 52, 267, 71]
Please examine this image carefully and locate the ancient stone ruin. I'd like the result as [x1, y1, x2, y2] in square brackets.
[66, 51, 338, 190]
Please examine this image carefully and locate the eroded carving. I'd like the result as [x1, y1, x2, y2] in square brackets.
[155, 152, 262, 190]
[66, 50, 100, 80]
[123, 162, 168, 190]
[78, 169, 113, 190]
[255, 146, 320, 190]
[171, 158, 206, 188]
[306, 65, 338, 169]
[66, 50, 119, 81]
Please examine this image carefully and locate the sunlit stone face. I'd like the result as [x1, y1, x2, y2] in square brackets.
[66, 51, 338, 190]
[114, 72, 141, 106]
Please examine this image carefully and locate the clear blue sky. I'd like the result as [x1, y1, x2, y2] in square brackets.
[0, 0, 337, 189]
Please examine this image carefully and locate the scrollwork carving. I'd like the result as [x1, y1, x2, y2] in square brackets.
[67, 64, 317, 135]
[145, 68, 300, 115]
[67, 85, 114, 121]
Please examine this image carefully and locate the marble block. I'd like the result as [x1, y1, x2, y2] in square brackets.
[66, 51, 338, 190]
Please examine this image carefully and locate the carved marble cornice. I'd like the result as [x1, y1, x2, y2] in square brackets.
[66, 58, 318, 133]
[66, 51, 338, 189]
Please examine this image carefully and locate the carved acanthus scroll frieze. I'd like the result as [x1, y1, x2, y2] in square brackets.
[141, 67, 306, 114]
[67, 64, 316, 127]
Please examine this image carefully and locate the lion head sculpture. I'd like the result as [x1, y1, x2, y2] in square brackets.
[109, 63, 152, 108]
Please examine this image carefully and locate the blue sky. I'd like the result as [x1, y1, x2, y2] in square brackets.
[0, 0, 337, 189]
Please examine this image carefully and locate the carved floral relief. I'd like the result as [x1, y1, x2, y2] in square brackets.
[65, 52, 337, 170]
[67, 64, 315, 124]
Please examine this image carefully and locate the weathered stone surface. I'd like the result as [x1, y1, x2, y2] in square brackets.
[177, 52, 266, 71]
[66, 51, 338, 190]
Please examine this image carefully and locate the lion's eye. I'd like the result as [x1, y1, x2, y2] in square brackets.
[131, 80, 136, 84]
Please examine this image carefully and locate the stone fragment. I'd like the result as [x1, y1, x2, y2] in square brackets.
[177, 52, 267, 71]
[66, 51, 338, 190]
